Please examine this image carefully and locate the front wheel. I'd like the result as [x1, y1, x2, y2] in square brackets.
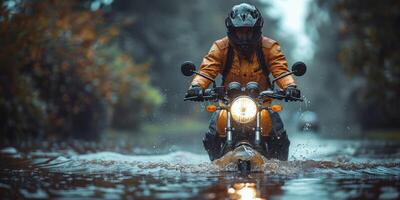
[237, 159, 251, 174]
[266, 130, 290, 161]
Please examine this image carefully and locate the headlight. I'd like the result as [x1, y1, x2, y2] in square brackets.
[230, 96, 257, 124]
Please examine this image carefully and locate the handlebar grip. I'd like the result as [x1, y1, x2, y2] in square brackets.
[284, 96, 304, 102]
[203, 89, 213, 96]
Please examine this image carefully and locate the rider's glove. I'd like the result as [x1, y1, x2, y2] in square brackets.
[284, 85, 301, 101]
[185, 85, 203, 101]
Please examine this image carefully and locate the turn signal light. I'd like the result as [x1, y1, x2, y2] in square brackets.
[206, 105, 217, 113]
[271, 104, 282, 112]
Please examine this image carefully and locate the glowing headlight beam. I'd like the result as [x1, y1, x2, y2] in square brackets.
[230, 96, 257, 124]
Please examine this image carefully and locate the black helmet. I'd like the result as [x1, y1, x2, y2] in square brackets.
[225, 3, 263, 59]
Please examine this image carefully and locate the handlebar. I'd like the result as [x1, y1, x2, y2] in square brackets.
[259, 90, 304, 102]
[183, 95, 215, 101]
[184, 88, 217, 101]
[184, 88, 303, 102]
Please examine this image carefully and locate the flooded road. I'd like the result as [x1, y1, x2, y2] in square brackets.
[1, 135, 399, 199]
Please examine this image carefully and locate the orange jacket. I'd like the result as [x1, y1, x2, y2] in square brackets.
[191, 36, 295, 93]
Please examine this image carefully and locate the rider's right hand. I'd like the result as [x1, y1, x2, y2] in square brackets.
[185, 85, 203, 101]
[284, 85, 301, 101]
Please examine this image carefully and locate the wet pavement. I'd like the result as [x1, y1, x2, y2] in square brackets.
[0, 134, 399, 199]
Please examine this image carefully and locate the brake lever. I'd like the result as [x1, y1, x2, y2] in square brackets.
[272, 90, 304, 102]
[184, 96, 203, 101]
[286, 97, 304, 102]
[260, 90, 303, 102]
[259, 90, 275, 98]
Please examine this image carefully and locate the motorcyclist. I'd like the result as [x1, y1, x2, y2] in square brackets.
[185, 3, 301, 161]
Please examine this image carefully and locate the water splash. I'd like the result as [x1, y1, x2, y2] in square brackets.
[29, 149, 400, 177]
[1, 141, 400, 200]
[36, 151, 219, 175]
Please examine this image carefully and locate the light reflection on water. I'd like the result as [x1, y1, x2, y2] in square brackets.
[0, 135, 399, 199]
[227, 183, 262, 200]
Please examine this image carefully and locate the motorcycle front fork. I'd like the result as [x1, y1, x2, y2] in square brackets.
[225, 111, 262, 147]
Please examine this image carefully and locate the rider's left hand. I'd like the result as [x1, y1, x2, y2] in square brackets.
[185, 85, 204, 101]
[284, 85, 300, 101]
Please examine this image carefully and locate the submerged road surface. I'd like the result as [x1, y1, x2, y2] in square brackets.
[0, 134, 399, 199]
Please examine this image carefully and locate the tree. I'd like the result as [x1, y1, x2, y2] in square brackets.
[335, 0, 400, 130]
[307, 0, 400, 132]
[0, 0, 162, 142]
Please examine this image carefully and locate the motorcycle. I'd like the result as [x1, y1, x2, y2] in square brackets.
[181, 61, 307, 173]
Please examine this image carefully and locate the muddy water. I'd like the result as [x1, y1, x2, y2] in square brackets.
[0, 135, 399, 199]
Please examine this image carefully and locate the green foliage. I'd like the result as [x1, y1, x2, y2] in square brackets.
[0, 0, 162, 141]
[310, 0, 400, 130]
[334, 0, 400, 129]
[95, 46, 164, 130]
[335, 0, 400, 81]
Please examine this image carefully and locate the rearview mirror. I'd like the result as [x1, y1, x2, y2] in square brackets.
[291, 62, 307, 76]
[181, 61, 196, 76]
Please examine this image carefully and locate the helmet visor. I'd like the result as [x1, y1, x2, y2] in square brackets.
[233, 27, 254, 43]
